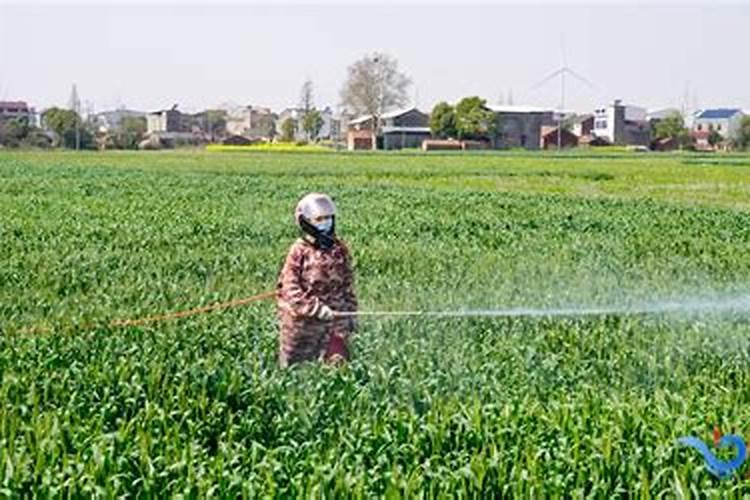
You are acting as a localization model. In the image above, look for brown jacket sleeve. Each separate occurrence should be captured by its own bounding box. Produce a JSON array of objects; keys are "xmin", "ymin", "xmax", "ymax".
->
[
  {"xmin": 338, "ymin": 241, "xmax": 358, "ymax": 334},
  {"xmin": 341, "ymin": 242, "xmax": 358, "ymax": 312},
  {"xmin": 277, "ymin": 242, "xmax": 322, "ymax": 318}
]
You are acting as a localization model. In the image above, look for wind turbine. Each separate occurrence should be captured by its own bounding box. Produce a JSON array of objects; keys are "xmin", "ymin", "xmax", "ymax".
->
[{"xmin": 531, "ymin": 38, "xmax": 596, "ymax": 150}]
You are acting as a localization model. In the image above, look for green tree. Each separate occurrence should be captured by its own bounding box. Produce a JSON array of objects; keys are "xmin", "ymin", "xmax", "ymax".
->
[
  {"xmin": 735, "ymin": 116, "xmax": 750, "ymax": 151},
  {"xmin": 0, "ymin": 117, "xmax": 51, "ymax": 149},
  {"xmin": 708, "ymin": 129, "xmax": 723, "ymax": 148},
  {"xmin": 653, "ymin": 112, "xmax": 690, "ymax": 149},
  {"xmin": 203, "ymin": 109, "xmax": 227, "ymax": 141},
  {"xmin": 454, "ymin": 97, "xmax": 495, "ymax": 140},
  {"xmin": 0, "ymin": 117, "xmax": 30, "ymax": 147},
  {"xmin": 280, "ymin": 118, "xmax": 296, "ymax": 142},
  {"xmin": 22, "ymin": 128, "xmax": 51, "ymax": 149},
  {"xmin": 653, "ymin": 113, "xmax": 685, "ymax": 139},
  {"xmin": 302, "ymin": 109, "xmax": 324, "ymax": 141},
  {"xmin": 257, "ymin": 114, "xmax": 276, "ymax": 140},
  {"xmin": 429, "ymin": 102, "xmax": 456, "ymax": 139},
  {"xmin": 114, "ymin": 116, "xmax": 147, "ymax": 149},
  {"xmin": 42, "ymin": 107, "xmax": 77, "ymax": 147},
  {"xmin": 193, "ymin": 109, "xmax": 227, "ymax": 142},
  {"xmin": 42, "ymin": 107, "xmax": 93, "ymax": 149}
]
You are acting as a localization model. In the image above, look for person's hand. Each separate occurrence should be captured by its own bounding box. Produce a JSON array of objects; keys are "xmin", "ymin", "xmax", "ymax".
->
[{"xmin": 316, "ymin": 304, "xmax": 335, "ymax": 321}]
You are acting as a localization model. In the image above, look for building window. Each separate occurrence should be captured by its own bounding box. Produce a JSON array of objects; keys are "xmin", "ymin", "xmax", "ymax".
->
[{"xmin": 717, "ymin": 124, "xmax": 722, "ymax": 131}]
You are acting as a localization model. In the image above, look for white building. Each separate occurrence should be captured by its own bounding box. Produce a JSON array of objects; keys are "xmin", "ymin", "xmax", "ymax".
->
[
  {"xmin": 94, "ymin": 109, "xmax": 146, "ymax": 133},
  {"xmin": 593, "ymin": 99, "xmax": 650, "ymax": 146},
  {"xmin": 146, "ymin": 107, "xmax": 182, "ymax": 134},
  {"xmin": 226, "ymin": 105, "xmax": 275, "ymax": 138},
  {"xmin": 692, "ymin": 109, "xmax": 744, "ymax": 140}
]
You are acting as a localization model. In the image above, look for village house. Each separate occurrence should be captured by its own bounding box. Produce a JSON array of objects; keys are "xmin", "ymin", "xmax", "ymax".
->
[
  {"xmin": 692, "ymin": 108, "xmax": 745, "ymax": 141},
  {"xmin": 592, "ymin": 99, "xmax": 650, "ymax": 146},
  {"xmin": 146, "ymin": 105, "xmax": 182, "ymax": 134},
  {"xmin": 226, "ymin": 105, "xmax": 276, "ymax": 139},
  {"xmin": 540, "ymin": 126, "xmax": 579, "ymax": 149},
  {"xmin": 143, "ymin": 105, "xmax": 203, "ymax": 148},
  {"xmin": 486, "ymin": 105, "xmax": 548, "ymax": 150},
  {"xmin": 347, "ymin": 107, "xmax": 430, "ymax": 150},
  {"xmin": 94, "ymin": 109, "xmax": 146, "ymax": 133},
  {"xmin": 691, "ymin": 131, "xmax": 713, "ymax": 151},
  {"xmin": 570, "ymin": 114, "xmax": 594, "ymax": 138},
  {"xmin": 0, "ymin": 101, "xmax": 37, "ymax": 125}
]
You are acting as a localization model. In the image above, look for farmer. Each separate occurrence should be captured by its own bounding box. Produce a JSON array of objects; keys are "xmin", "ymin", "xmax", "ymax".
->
[{"xmin": 276, "ymin": 192, "xmax": 358, "ymax": 368}]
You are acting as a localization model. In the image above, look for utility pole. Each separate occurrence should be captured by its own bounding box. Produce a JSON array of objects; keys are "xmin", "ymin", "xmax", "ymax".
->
[
  {"xmin": 558, "ymin": 70, "xmax": 565, "ymax": 151},
  {"xmin": 68, "ymin": 84, "xmax": 81, "ymax": 151}
]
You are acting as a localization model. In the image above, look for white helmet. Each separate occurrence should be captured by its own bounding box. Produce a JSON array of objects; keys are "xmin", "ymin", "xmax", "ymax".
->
[
  {"xmin": 295, "ymin": 193, "xmax": 337, "ymax": 247},
  {"xmin": 295, "ymin": 192, "xmax": 336, "ymax": 226}
]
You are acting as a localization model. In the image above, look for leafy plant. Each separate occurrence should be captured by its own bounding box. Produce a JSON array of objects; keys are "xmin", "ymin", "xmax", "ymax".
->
[{"xmin": 2, "ymin": 150, "xmax": 750, "ymax": 495}]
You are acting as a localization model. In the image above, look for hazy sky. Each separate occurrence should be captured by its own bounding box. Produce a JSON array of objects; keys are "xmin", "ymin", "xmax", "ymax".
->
[{"xmin": 1, "ymin": 1, "xmax": 748, "ymax": 114}]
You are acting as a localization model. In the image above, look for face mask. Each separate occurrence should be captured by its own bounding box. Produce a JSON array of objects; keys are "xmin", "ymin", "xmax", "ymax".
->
[{"xmin": 314, "ymin": 218, "xmax": 333, "ymax": 233}]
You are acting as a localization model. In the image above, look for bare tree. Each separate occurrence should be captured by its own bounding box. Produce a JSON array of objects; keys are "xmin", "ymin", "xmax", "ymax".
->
[
  {"xmin": 300, "ymin": 79, "xmax": 314, "ymax": 115},
  {"xmin": 340, "ymin": 52, "xmax": 412, "ymax": 148}
]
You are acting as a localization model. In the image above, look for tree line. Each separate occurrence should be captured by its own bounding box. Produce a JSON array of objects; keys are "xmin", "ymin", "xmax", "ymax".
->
[
  {"xmin": 3, "ymin": 51, "xmax": 750, "ymax": 150},
  {"xmin": 0, "ymin": 108, "xmax": 147, "ymax": 150}
]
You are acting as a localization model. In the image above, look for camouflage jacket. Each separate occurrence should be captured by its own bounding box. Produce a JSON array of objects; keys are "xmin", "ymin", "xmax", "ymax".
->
[{"xmin": 276, "ymin": 236, "xmax": 357, "ymax": 367}]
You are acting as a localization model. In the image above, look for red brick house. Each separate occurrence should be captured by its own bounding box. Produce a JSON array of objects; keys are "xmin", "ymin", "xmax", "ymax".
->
[{"xmin": 540, "ymin": 126, "xmax": 579, "ymax": 149}]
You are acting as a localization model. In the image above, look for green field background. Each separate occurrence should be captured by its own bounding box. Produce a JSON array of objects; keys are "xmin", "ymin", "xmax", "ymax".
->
[{"xmin": 2, "ymin": 151, "xmax": 750, "ymax": 496}]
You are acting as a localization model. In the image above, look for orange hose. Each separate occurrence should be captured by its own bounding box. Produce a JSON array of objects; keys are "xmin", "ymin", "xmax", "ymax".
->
[{"xmin": 18, "ymin": 290, "xmax": 277, "ymax": 335}]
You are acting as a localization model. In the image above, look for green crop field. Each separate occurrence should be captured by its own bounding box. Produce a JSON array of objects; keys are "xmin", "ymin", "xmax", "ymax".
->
[{"xmin": 3, "ymin": 150, "xmax": 750, "ymax": 496}]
